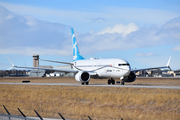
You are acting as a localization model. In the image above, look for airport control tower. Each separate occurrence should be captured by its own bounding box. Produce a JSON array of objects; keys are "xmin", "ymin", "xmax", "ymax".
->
[{"xmin": 33, "ymin": 54, "xmax": 39, "ymax": 67}]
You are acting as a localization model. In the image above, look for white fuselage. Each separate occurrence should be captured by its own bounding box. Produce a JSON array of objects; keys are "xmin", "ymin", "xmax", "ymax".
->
[{"xmin": 72, "ymin": 58, "xmax": 131, "ymax": 79}]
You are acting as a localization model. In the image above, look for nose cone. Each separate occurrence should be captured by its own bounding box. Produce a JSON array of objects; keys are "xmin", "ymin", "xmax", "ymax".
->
[
  {"xmin": 123, "ymin": 61, "xmax": 131, "ymax": 76},
  {"xmin": 117, "ymin": 59, "xmax": 131, "ymax": 76},
  {"xmin": 123, "ymin": 61, "xmax": 131, "ymax": 71},
  {"xmin": 124, "ymin": 66, "xmax": 131, "ymax": 76}
]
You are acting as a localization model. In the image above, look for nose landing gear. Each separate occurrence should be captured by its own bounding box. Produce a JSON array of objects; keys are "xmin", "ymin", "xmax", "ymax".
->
[
  {"xmin": 81, "ymin": 82, "xmax": 89, "ymax": 85},
  {"xmin": 116, "ymin": 81, "xmax": 125, "ymax": 85},
  {"xmin": 120, "ymin": 81, "xmax": 124, "ymax": 85}
]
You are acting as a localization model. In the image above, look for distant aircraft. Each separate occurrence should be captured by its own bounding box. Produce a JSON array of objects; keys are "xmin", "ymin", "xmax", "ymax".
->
[{"xmin": 8, "ymin": 28, "xmax": 171, "ymax": 85}]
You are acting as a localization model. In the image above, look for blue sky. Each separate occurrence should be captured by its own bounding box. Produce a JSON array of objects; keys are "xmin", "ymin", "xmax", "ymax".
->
[{"xmin": 0, "ymin": 0, "xmax": 180, "ymax": 70}]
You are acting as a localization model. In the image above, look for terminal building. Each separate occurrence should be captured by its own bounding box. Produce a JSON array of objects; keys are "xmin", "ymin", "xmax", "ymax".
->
[{"xmin": 135, "ymin": 69, "xmax": 175, "ymax": 77}]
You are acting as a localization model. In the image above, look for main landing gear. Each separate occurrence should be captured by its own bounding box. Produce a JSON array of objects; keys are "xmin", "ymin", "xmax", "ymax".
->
[
  {"xmin": 81, "ymin": 82, "xmax": 89, "ymax": 85},
  {"xmin": 108, "ymin": 78, "xmax": 115, "ymax": 85},
  {"xmin": 107, "ymin": 78, "xmax": 125, "ymax": 85}
]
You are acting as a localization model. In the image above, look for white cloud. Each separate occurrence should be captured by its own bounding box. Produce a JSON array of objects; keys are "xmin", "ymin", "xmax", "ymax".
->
[
  {"xmin": 172, "ymin": 44, "xmax": 180, "ymax": 51},
  {"xmin": 25, "ymin": 16, "xmax": 37, "ymax": 26},
  {"xmin": 98, "ymin": 23, "xmax": 139, "ymax": 36},
  {"xmin": 0, "ymin": 5, "xmax": 180, "ymax": 57},
  {"xmin": 0, "ymin": 1, "xmax": 179, "ymax": 33},
  {"xmin": 6, "ymin": 14, "xmax": 13, "ymax": 19},
  {"xmin": 0, "ymin": 5, "xmax": 71, "ymax": 56},
  {"xmin": 159, "ymin": 17, "xmax": 180, "ymax": 29},
  {"xmin": 104, "ymin": 6, "xmax": 180, "ymax": 25},
  {"xmin": 0, "ymin": 47, "xmax": 71, "ymax": 56},
  {"xmin": 86, "ymin": 17, "xmax": 106, "ymax": 23},
  {"xmin": 135, "ymin": 52, "xmax": 155, "ymax": 57},
  {"xmin": 78, "ymin": 17, "xmax": 180, "ymax": 54}
]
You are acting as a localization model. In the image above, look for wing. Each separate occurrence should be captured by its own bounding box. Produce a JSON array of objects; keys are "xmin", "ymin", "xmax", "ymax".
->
[
  {"xmin": 40, "ymin": 59, "xmax": 73, "ymax": 65},
  {"xmin": 132, "ymin": 56, "xmax": 171, "ymax": 72},
  {"xmin": 132, "ymin": 66, "xmax": 170, "ymax": 72},
  {"xmin": 13, "ymin": 65, "xmax": 78, "ymax": 73},
  {"xmin": 7, "ymin": 57, "xmax": 77, "ymax": 73}
]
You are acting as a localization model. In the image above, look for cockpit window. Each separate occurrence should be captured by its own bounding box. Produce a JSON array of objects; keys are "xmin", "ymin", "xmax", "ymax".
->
[{"xmin": 118, "ymin": 63, "xmax": 130, "ymax": 66}]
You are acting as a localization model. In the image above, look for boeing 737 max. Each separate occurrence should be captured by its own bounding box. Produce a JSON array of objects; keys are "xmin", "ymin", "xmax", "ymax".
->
[{"xmin": 9, "ymin": 28, "xmax": 171, "ymax": 85}]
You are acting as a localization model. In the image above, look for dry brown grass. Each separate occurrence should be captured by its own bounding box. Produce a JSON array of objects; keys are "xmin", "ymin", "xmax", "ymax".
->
[{"xmin": 0, "ymin": 82, "xmax": 180, "ymax": 120}]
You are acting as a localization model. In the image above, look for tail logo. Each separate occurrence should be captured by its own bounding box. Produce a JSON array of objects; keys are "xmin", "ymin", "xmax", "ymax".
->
[{"xmin": 71, "ymin": 28, "xmax": 84, "ymax": 61}]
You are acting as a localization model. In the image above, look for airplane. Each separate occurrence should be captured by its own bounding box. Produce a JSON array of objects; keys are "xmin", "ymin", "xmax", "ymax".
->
[{"xmin": 8, "ymin": 28, "xmax": 171, "ymax": 85}]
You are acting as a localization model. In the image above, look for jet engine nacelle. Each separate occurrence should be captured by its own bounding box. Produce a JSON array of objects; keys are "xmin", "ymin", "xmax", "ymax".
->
[
  {"xmin": 124, "ymin": 71, "xmax": 136, "ymax": 82},
  {"xmin": 75, "ymin": 71, "xmax": 90, "ymax": 82}
]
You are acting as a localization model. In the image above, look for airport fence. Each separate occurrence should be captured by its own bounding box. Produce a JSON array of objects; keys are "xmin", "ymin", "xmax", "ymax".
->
[{"xmin": 0, "ymin": 105, "xmax": 123, "ymax": 120}]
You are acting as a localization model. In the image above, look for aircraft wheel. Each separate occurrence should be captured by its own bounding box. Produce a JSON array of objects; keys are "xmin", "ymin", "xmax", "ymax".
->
[
  {"xmin": 86, "ymin": 82, "xmax": 89, "ymax": 85},
  {"xmin": 111, "ymin": 79, "xmax": 115, "ymax": 85},
  {"xmin": 120, "ymin": 82, "xmax": 124, "ymax": 85},
  {"xmin": 81, "ymin": 83, "xmax": 84, "ymax": 85},
  {"xmin": 108, "ymin": 79, "xmax": 111, "ymax": 85}
]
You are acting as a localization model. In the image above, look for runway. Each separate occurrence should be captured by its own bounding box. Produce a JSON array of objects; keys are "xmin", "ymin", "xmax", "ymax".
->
[{"xmin": 0, "ymin": 82, "xmax": 180, "ymax": 89}]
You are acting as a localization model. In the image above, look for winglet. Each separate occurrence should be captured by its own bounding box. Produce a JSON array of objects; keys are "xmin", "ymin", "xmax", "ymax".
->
[
  {"xmin": 166, "ymin": 56, "xmax": 171, "ymax": 66},
  {"xmin": 166, "ymin": 56, "xmax": 172, "ymax": 71},
  {"xmin": 7, "ymin": 57, "xmax": 14, "ymax": 67},
  {"xmin": 7, "ymin": 57, "xmax": 16, "ymax": 70}
]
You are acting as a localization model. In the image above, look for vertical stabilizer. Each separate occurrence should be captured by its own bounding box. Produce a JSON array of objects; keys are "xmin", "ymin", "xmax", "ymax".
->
[{"xmin": 71, "ymin": 28, "xmax": 85, "ymax": 61}]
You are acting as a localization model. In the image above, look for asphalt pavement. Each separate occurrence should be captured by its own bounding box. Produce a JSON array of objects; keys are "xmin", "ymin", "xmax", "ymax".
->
[{"xmin": 0, "ymin": 82, "xmax": 180, "ymax": 89}]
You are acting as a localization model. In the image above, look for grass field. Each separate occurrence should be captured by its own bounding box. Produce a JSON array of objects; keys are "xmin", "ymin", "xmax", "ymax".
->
[{"xmin": 0, "ymin": 77, "xmax": 180, "ymax": 119}]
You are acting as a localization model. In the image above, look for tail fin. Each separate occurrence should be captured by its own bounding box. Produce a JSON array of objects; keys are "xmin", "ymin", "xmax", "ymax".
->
[{"xmin": 71, "ymin": 28, "xmax": 85, "ymax": 61}]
